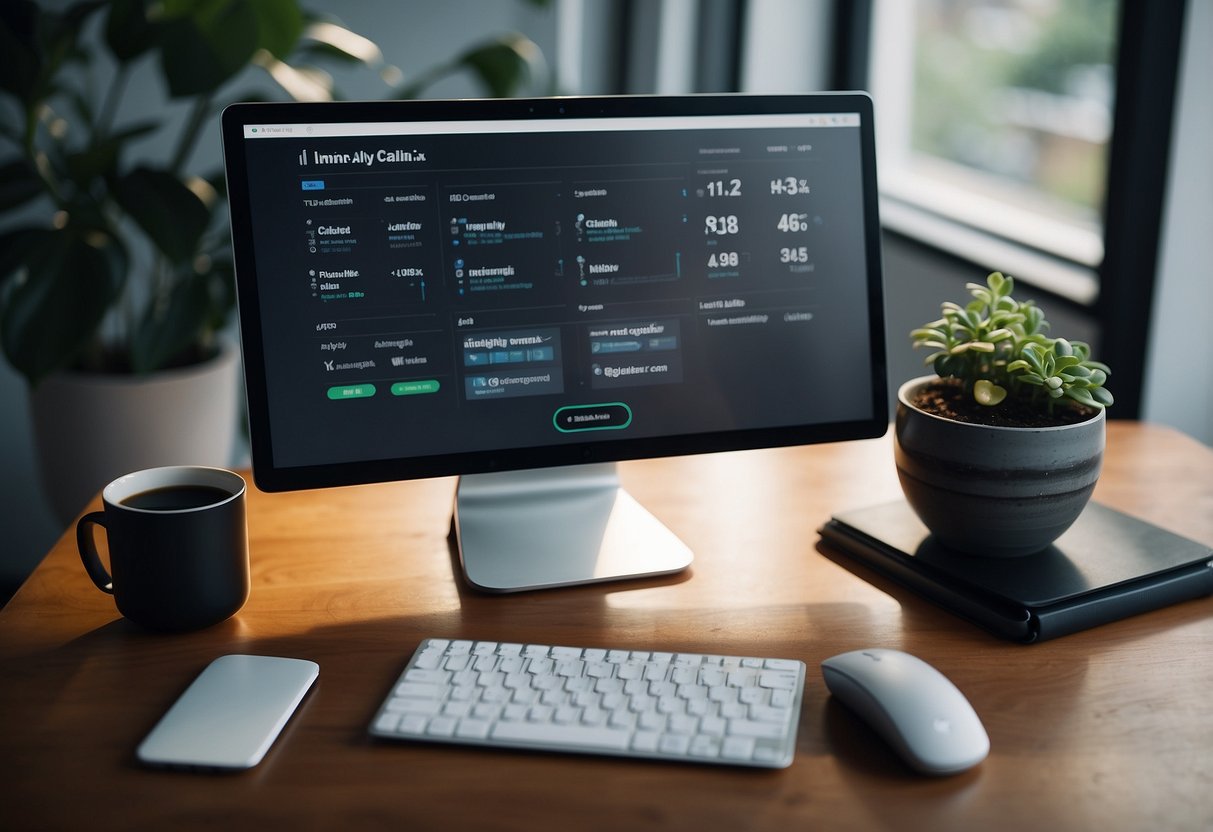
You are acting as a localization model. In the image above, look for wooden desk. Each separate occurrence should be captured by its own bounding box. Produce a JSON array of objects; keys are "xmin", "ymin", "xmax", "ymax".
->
[{"xmin": 2, "ymin": 422, "xmax": 1210, "ymax": 830}]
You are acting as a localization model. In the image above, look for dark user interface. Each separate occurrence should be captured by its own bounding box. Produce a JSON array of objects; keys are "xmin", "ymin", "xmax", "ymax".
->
[{"xmin": 240, "ymin": 116, "xmax": 875, "ymax": 468}]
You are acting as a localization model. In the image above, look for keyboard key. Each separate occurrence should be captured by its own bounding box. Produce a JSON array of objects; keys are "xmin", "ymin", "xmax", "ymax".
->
[
  {"xmin": 369, "ymin": 638, "xmax": 804, "ymax": 768},
  {"xmin": 426, "ymin": 716, "xmax": 458, "ymax": 737},
  {"xmin": 728, "ymin": 719, "xmax": 784, "ymax": 739},
  {"xmin": 759, "ymin": 671, "xmax": 799, "ymax": 690},
  {"xmin": 491, "ymin": 721, "xmax": 632, "ymax": 751},
  {"xmin": 721, "ymin": 736, "xmax": 756, "ymax": 760},
  {"xmin": 456, "ymin": 719, "xmax": 491, "ymax": 739}
]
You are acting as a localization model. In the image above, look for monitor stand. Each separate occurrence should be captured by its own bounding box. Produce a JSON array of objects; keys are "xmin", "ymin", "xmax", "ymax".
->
[{"xmin": 453, "ymin": 462, "xmax": 693, "ymax": 593}]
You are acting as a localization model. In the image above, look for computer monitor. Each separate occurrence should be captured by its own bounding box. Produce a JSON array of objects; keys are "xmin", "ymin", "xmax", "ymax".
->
[{"xmin": 221, "ymin": 93, "xmax": 887, "ymax": 592}]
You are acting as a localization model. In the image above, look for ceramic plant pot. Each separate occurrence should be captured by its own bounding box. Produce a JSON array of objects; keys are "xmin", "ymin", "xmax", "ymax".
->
[
  {"xmin": 894, "ymin": 376, "xmax": 1105, "ymax": 557},
  {"xmin": 30, "ymin": 341, "xmax": 242, "ymax": 524}
]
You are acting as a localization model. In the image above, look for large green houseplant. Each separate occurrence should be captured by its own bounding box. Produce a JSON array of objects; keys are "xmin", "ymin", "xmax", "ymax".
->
[
  {"xmin": 896, "ymin": 272, "xmax": 1114, "ymax": 557},
  {"xmin": 0, "ymin": 0, "xmax": 546, "ymax": 520},
  {"xmin": 0, "ymin": 0, "xmax": 546, "ymax": 382}
]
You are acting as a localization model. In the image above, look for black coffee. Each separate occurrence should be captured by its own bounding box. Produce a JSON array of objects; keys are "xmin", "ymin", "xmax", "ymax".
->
[{"xmin": 121, "ymin": 485, "xmax": 232, "ymax": 511}]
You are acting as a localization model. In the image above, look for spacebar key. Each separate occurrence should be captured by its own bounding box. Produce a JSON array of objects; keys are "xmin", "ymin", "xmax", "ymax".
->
[{"xmin": 490, "ymin": 721, "xmax": 632, "ymax": 751}]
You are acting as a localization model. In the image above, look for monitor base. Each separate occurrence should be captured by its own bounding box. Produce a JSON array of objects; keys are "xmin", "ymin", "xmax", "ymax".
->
[{"xmin": 453, "ymin": 463, "xmax": 693, "ymax": 593}]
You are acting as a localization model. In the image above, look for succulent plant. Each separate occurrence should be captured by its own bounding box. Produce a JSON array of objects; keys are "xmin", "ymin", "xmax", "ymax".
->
[{"xmin": 911, "ymin": 271, "xmax": 1114, "ymax": 413}]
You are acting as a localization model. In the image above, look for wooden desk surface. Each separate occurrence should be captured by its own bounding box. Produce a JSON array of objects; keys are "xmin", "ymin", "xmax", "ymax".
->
[{"xmin": 2, "ymin": 422, "xmax": 1211, "ymax": 831}]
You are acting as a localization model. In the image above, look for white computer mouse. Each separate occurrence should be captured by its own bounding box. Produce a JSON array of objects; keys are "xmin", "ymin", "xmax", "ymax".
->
[{"xmin": 821, "ymin": 648, "xmax": 989, "ymax": 776}]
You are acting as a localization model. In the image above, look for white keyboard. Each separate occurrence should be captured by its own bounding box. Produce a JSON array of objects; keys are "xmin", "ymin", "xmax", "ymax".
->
[{"xmin": 369, "ymin": 638, "xmax": 806, "ymax": 768}]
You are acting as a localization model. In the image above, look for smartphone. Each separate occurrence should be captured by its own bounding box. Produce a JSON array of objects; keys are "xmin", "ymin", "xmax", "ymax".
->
[{"xmin": 136, "ymin": 654, "xmax": 319, "ymax": 771}]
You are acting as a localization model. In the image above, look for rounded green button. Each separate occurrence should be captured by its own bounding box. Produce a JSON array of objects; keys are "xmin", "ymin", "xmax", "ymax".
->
[
  {"xmin": 327, "ymin": 383, "xmax": 376, "ymax": 400},
  {"xmin": 391, "ymin": 379, "xmax": 440, "ymax": 396}
]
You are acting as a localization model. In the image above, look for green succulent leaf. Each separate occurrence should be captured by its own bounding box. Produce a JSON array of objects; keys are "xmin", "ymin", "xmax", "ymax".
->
[
  {"xmin": 911, "ymin": 269, "xmax": 1113, "ymax": 415},
  {"xmin": 1065, "ymin": 387, "xmax": 1100, "ymax": 408},
  {"xmin": 973, "ymin": 379, "xmax": 1006, "ymax": 406}
]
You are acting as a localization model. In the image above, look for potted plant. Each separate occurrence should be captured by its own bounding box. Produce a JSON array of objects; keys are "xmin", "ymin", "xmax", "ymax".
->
[
  {"xmin": 0, "ymin": 0, "xmax": 547, "ymax": 522},
  {"xmin": 896, "ymin": 271, "xmax": 1114, "ymax": 557}
]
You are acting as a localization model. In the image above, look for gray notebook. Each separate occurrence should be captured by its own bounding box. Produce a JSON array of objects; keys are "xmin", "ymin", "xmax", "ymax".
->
[{"xmin": 819, "ymin": 500, "xmax": 1213, "ymax": 642}]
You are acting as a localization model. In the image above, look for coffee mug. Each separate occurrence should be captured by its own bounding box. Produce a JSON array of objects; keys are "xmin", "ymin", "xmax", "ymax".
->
[{"xmin": 76, "ymin": 466, "xmax": 250, "ymax": 631}]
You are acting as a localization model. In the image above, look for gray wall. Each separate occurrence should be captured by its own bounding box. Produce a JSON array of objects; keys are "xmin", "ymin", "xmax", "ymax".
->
[{"xmin": 1142, "ymin": 0, "xmax": 1213, "ymax": 444}]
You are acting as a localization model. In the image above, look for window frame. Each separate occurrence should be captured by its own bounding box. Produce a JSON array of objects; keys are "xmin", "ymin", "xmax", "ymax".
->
[{"xmin": 836, "ymin": 0, "xmax": 1188, "ymax": 417}]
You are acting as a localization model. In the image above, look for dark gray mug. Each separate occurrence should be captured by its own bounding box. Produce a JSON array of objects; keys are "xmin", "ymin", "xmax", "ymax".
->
[{"xmin": 76, "ymin": 466, "xmax": 250, "ymax": 631}]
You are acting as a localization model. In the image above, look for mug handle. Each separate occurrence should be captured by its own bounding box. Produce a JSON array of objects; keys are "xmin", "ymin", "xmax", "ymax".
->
[{"xmin": 76, "ymin": 511, "xmax": 114, "ymax": 594}]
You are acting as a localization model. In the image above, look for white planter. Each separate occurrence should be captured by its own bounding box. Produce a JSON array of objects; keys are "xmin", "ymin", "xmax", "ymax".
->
[{"xmin": 30, "ymin": 342, "xmax": 242, "ymax": 524}]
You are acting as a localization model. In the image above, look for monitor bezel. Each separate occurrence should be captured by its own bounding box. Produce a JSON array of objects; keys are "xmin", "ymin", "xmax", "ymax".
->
[{"xmin": 221, "ymin": 93, "xmax": 888, "ymax": 493}]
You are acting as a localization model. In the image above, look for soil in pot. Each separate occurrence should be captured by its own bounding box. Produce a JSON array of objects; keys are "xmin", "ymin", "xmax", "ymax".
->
[{"xmin": 908, "ymin": 378, "xmax": 1098, "ymax": 429}]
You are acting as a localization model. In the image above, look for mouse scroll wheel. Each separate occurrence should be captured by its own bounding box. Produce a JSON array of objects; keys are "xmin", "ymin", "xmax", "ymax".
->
[{"xmin": 861, "ymin": 652, "xmax": 881, "ymax": 661}]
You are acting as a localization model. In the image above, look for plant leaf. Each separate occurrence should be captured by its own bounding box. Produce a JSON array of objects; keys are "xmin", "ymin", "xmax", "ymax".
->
[
  {"xmin": 296, "ymin": 19, "xmax": 383, "ymax": 67},
  {"xmin": 158, "ymin": 1, "xmax": 260, "ymax": 97},
  {"xmin": 0, "ymin": 0, "xmax": 46, "ymax": 103},
  {"xmin": 250, "ymin": 0, "xmax": 303, "ymax": 59},
  {"xmin": 973, "ymin": 379, "xmax": 1006, "ymax": 406},
  {"xmin": 1065, "ymin": 387, "xmax": 1100, "ymax": 408},
  {"xmin": 63, "ymin": 124, "xmax": 157, "ymax": 182},
  {"xmin": 112, "ymin": 166, "xmax": 210, "ymax": 263},
  {"xmin": 105, "ymin": 0, "xmax": 164, "ymax": 61},
  {"xmin": 0, "ymin": 159, "xmax": 44, "ymax": 211},
  {"xmin": 454, "ymin": 34, "xmax": 543, "ymax": 98},
  {"xmin": 0, "ymin": 227, "xmax": 127, "ymax": 385},
  {"xmin": 130, "ymin": 268, "xmax": 211, "ymax": 373}
]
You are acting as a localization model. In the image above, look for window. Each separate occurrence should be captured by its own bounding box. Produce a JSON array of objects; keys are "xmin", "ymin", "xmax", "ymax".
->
[{"xmin": 870, "ymin": 0, "xmax": 1119, "ymax": 302}]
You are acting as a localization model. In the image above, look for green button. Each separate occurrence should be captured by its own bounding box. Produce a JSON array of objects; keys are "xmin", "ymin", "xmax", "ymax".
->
[
  {"xmin": 327, "ymin": 383, "xmax": 376, "ymax": 400},
  {"xmin": 391, "ymin": 379, "xmax": 441, "ymax": 396},
  {"xmin": 553, "ymin": 402, "xmax": 632, "ymax": 432}
]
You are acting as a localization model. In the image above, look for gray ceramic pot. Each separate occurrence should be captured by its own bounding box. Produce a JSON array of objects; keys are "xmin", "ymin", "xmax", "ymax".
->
[{"xmin": 894, "ymin": 376, "xmax": 1106, "ymax": 557}]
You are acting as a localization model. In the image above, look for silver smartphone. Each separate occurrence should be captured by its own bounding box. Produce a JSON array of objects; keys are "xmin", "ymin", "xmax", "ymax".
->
[{"xmin": 136, "ymin": 654, "xmax": 319, "ymax": 770}]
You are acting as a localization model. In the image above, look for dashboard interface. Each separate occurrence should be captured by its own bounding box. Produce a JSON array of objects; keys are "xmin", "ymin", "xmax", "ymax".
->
[{"xmin": 222, "ymin": 96, "xmax": 886, "ymax": 487}]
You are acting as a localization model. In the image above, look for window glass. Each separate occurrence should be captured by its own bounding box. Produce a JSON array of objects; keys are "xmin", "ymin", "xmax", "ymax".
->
[{"xmin": 872, "ymin": 0, "xmax": 1118, "ymax": 271}]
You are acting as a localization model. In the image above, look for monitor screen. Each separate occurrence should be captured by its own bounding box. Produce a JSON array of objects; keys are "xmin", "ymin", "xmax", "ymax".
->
[{"xmin": 221, "ymin": 94, "xmax": 887, "ymax": 495}]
